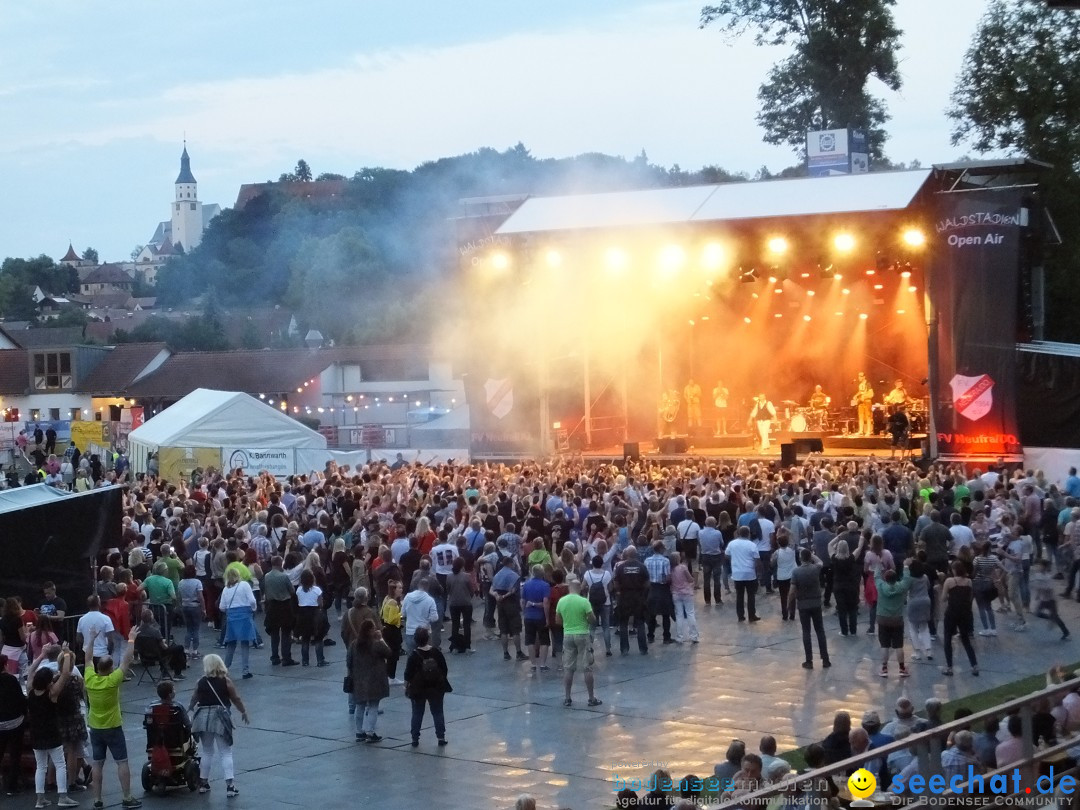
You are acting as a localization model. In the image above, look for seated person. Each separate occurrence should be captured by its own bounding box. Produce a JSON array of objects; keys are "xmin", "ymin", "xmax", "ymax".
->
[
  {"xmin": 137, "ymin": 609, "xmax": 186, "ymax": 680},
  {"xmin": 144, "ymin": 681, "xmax": 192, "ymax": 743}
]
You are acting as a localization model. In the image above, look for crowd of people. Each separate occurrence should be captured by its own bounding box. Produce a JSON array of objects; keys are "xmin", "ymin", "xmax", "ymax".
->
[{"xmin": 1, "ymin": 451, "xmax": 1079, "ymax": 807}]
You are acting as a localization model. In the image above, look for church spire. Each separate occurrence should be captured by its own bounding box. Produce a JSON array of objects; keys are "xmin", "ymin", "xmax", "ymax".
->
[{"xmin": 175, "ymin": 143, "xmax": 197, "ymax": 185}]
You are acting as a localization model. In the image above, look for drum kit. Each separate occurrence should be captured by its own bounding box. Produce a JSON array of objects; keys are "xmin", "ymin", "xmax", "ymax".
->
[{"xmin": 780, "ymin": 401, "xmax": 830, "ymax": 433}]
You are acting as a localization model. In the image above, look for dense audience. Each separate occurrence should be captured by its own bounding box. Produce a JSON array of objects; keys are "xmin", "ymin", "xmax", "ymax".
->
[{"xmin": 1, "ymin": 450, "xmax": 1079, "ymax": 807}]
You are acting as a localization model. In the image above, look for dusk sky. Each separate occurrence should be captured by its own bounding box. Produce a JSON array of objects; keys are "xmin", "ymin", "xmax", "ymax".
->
[{"xmin": 0, "ymin": 0, "xmax": 993, "ymax": 261}]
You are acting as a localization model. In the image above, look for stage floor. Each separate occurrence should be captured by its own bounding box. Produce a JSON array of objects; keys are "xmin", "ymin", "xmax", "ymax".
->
[{"xmin": 582, "ymin": 432, "xmax": 929, "ymax": 463}]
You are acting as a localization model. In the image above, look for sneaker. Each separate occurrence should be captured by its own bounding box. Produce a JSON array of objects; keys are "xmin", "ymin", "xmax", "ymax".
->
[
  {"xmin": 365, "ymin": 734, "xmax": 383, "ymax": 744},
  {"xmin": 822, "ymin": 659, "xmax": 831, "ymax": 668},
  {"xmin": 563, "ymin": 697, "xmax": 573, "ymax": 707},
  {"xmin": 539, "ymin": 665, "xmax": 550, "ymax": 672},
  {"xmin": 587, "ymin": 697, "xmax": 603, "ymax": 707},
  {"xmin": 437, "ymin": 738, "xmax": 448, "ymax": 746},
  {"xmin": 972, "ymin": 666, "xmax": 980, "ymax": 676},
  {"xmin": 242, "ymin": 672, "xmax": 254, "ymax": 679},
  {"xmin": 411, "ymin": 740, "xmax": 419, "ymax": 747},
  {"xmin": 226, "ymin": 784, "xmax": 239, "ymax": 798},
  {"xmin": 34, "ymin": 802, "xmax": 51, "ymax": 809},
  {"xmin": 879, "ymin": 664, "xmax": 888, "ymax": 678},
  {"xmin": 899, "ymin": 664, "xmax": 910, "ymax": 678},
  {"xmin": 986, "ymin": 629, "xmax": 998, "ymax": 637},
  {"xmin": 281, "ymin": 659, "xmax": 299, "ymax": 667},
  {"xmin": 1064, "ymin": 633, "xmax": 1071, "ymax": 641},
  {"xmin": 121, "ymin": 798, "xmax": 143, "ymax": 809},
  {"xmin": 941, "ymin": 667, "xmax": 953, "ymax": 676},
  {"xmin": 910, "ymin": 653, "xmax": 921, "ymax": 661},
  {"xmin": 977, "ymin": 628, "xmax": 991, "ymax": 637},
  {"xmin": 57, "ymin": 798, "xmax": 79, "ymax": 808},
  {"xmin": 503, "ymin": 651, "xmax": 511, "ymax": 661},
  {"xmin": 801, "ymin": 661, "xmax": 813, "ymax": 670},
  {"xmin": 93, "ymin": 803, "xmax": 104, "ymax": 810},
  {"xmin": 515, "ymin": 651, "xmax": 528, "ymax": 661},
  {"xmin": 356, "ymin": 733, "xmax": 368, "ymax": 742}
]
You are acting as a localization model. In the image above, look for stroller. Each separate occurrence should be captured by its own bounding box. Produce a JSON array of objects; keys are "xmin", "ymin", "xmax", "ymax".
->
[{"xmin": 141, "ymin": 703, "xmax": 200, "ymax": 795}]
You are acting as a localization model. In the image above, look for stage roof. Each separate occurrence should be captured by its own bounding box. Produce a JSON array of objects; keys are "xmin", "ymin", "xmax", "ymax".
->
[{"xmin": 495, "ymin": 169, "xmax": 933, "ymax": 236}]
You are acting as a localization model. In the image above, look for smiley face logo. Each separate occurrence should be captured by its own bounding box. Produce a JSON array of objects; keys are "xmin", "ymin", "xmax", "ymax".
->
[{"xmin": 848, "ymin": 768, "xmax": 877, "ymax": 799}]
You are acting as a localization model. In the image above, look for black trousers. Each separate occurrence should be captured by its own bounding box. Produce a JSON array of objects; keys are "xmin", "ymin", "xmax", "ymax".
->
[
  {"xmin": 778, "ymin": 579, "xmax": 792, "ymax": 620},
  {"xmin": 449, "ymin": 604, "xmax": 473, "ymax": 651},
  {"xmin": 943, "ymin": 613, "xmax": 977, "ymax": 669},
  {"xmin": 835, "ymin": 588, "xmax": 859, "ymax": 635},
  {"xmin": 382, "ymin": 624, "xmax": 402, "ymax": 679},
  {"xmin": 0, "ymin": 725, "xmax": 21, "ymax": 793},
  {"xmin": 799, "ymin": 607, "xmax": 829, "ymax": 663},
  {"xmin": 1035, "ymin": 600, "xmax": 1069, "ymax": 635},
  {"xmin": 819, "ymin": 565, "xmax": 833, "ymax": 607},
  {"xmin": 646, "ymin": 584, "xmax": 674, "ymax": 641},
  {"xmin": 734, "ymin": 580, "xmax": 758, "ymax": 620},
  {"xmin": 617, "ymin": 603, "xmax": 648, "ymax": 653}
]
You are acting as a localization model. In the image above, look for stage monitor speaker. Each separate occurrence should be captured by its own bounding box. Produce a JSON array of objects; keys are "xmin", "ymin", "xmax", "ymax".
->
[
  {"xmin": 657, "ymin": 437, "xmax": 688, "ymax": 454},
  {"xmin": 623, "ymin": 442, "xmax": 640, "ymax": 461},
  {"xmin": 793, "ymin": 438, "xmax": 824, "ymax": 456},
  {"xmin": 780, "ymin": 443, "xmax": 797, "ymax": 467}
]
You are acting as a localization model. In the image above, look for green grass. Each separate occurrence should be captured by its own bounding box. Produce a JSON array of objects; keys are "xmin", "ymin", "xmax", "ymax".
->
[{"xmin": 778, "ymin": 660, "xmax": 1080, "ymax": 772}]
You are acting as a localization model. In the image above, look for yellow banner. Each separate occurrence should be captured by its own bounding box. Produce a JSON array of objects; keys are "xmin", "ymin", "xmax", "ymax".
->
[
  {"xmin": 70, "ymin": 421, "xmax": 106, "ymax": 451},
  {"xmin": 157, "ymin": 447, "xmax": 221, "ymax": 484}
]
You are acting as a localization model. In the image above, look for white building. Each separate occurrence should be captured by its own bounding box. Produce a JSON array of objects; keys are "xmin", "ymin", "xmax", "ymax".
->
[{"xmin": 146, "ymin": 144, "xmax": 221, "ymax": 254}]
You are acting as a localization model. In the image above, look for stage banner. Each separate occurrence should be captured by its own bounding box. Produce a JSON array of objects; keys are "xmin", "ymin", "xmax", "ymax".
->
[
  {"xmin": 930, "ymin": 189, "xmax": 1024, "ymax": 457},
  {"xmin": 70, "ymin": 420, "xmax": 107, "ymax": 452},
  {"xmin": 222, "ymin": 448, "xmax": 295, "ymax": 477},
  {"xmin": 464, "ymin": 370, "xmax": 541, "ymax": 456}
]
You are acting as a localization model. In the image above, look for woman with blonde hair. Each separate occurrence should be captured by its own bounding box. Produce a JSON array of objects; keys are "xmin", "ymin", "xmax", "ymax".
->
[
  {"xmin": 189, "ymin": 654, "xmax": 249, "ymax": 797},
  {"xmin": 218, "ymin": 569, "xmax": 257, "ymax": 679}
]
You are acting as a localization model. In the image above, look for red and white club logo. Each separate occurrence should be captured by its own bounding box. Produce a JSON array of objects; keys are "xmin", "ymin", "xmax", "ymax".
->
[{"xmin": 950, "ymin": 373, "xmax": 995, "ymax": 421}]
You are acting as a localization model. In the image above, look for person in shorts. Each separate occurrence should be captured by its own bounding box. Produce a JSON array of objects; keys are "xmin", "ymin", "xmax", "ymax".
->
[
  {"xmin": 554, "ymin": 580, "xmax": 601, "ymax": 708},
  {"xmin": 874, "ymin": 564, "xmax": 912, "ymax": 679},
  {"xmin": 520, "ymin": 565, "xmax": 551, "ymax": 672},
  {"xmin": 83, "ymin": 625, "xmax": 141, "ymax": 809},
  {"xmin": 491, "ymin": 559, "xmax": 526, "ymax": 661}
]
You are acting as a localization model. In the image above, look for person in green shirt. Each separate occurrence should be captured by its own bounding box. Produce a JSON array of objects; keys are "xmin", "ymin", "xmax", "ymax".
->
[
  {"xmin": 159, "ymin": 545, "xmax": 184, "ymax": 586},
  {"xmin": 526, "ymin": 538, "xmax": 552, "ymax": 570},
  {"xmin": 554, "ymin": 582, "xmax": 601, "ymax": 708},
  {"xmin": 144, "ymin": 562, "xmax": 177, "ymax": 642},
  {"xmin": 83, "ymin": 624, "xmax": 141, "ymax": 809},
  {"xmin": 875, "ymin": 561, "xmax": 913, "ymax": 679}
]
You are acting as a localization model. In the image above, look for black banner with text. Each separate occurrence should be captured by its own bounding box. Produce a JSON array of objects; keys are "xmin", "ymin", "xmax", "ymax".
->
[{"xmin": 930, "ymin": 189, "xmax": 1024, "ymax": 457}]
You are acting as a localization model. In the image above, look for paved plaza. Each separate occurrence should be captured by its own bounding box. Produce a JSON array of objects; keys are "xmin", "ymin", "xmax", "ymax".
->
[{"xmin": 11, "ymin": 596, "xmax": 1078, "ymax": 810}]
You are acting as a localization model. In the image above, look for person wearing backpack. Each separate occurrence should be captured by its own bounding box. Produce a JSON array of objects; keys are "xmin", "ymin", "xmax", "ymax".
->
[
  {"xmin": 403, "ymin": 627, "xmax": 450, "ymax": 748},
  {"xmin": 583, "ymin": 555, "xmax": 613, "ymax": 656}
]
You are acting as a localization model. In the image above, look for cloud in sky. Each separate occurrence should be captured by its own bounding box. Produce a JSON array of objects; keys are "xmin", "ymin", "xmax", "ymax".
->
[{"xmin": 0, "ymin": 0, "xmax": 992, "ymax": 260}]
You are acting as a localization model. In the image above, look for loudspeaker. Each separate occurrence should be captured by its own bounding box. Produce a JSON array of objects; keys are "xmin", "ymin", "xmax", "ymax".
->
[
  {"xmin": 657, "ymin": 437, "xmax": 688, "ymax": 454},
  {"xmin": 623, "ymin": 442, "xmax": 640, "ymax": 461},
  {"xmin": 793, "ymin": 438, "xmax": 824, "ymax": 455},
  {"xmin": 780, "ymin": 443, "xmax": 797, "ymax": 467}
]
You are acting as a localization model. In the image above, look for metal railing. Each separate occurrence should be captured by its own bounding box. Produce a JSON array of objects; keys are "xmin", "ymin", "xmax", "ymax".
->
[{"xmin": 713, "ymin": 677, "xmax": 1080, "ymax": 808}]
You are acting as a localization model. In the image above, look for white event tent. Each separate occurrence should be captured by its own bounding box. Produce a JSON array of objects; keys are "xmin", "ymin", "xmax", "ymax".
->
[{"xmin": 128, "ymin": 388, "xmax": 326, "ymax": 475}]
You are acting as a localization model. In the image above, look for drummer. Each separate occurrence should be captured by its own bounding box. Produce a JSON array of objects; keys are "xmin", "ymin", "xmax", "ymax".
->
[
  {"xmin": 809, "ymin": 385, "xmax": 829, "ymax": 411},
  {"xmin": 884, "ymin": 379, "xmax": 909, "ymax": 411}
]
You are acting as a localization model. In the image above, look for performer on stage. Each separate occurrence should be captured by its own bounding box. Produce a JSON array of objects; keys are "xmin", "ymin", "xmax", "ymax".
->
[
  {"xmin": 748, "ymin": 393, "xmax": 777, "ymax": 451},
  {"xmin": 809, "ymin": 385, "xmax": 829, "ymax": 411},
  {"xmin": 852, "ymin": 372, "xmax": 875, "ymax": 436},
  {"xmin": 712, "ymin": 380, "xmax": 730, "ymax": 436},
  {"xmin": 887, "ymin": 403, "xmax": 910, "ymax": 460},
  {"xmin": 884, "ymin": 379, "xmax": 909, "ymax": 411},
  {"xmin": 684, "ymin": 378, "xmax": 702, "ymax": 432}
]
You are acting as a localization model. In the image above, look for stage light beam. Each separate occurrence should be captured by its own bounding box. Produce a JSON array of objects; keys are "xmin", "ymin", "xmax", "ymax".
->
[
  {"xmin": 701, "ymin": 242, "xmax": 725, "ymax": 270},
  {"xmin": 491, "ymin": 251, "xmax": 510, "ymax": 270},
  {"xmin": 902, "ymin": 228, "xmax": 927, "ymax": 248},
  {"xmin": 605, "ymin": 247, "xmax": 628, "ymax": 272},
  {"xmin": 767, "ymin": 236, "xmax": 789, "ymax": 256},
  {"xmin": 659, "ymin": 244, "xmax": 686, "ymax": 274},
  {"xmin": 545, "ymin": 249, "xmax": 562, "ymax": 268},
  {"xmin": 833, "ymin": 232, "xmax": 856, "ymax": 253}
]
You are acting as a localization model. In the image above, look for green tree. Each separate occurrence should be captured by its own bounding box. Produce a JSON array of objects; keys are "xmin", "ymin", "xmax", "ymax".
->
[
  {"xmin": 700, "ymin": 0, "xmax": 903, "ymax": 159},
  {"xmin": 294, "ymin": 159, "xmax": 312, "ymax": 182},
  {"xmin": 948, "ymin": 0, "xmax": 1080, "ymax": 342},
  {"xmin": 81, "ymin": 247, "xmax": 99, "ymax": 263},
  {"xmin": 49, "ymin": 308, "xmax": 89, "ymax": 328}
]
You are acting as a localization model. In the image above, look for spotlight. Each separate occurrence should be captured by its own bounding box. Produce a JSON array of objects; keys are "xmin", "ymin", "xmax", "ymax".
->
[
  {"xmin": 605, "ymin": 247, "xmax": 628, "ymax": 271},
  {"xmin": 803, "ymin": 315, "xmax": 812, "ymax": 321},
  {"xmin": 767, "ymin": 236, "xmax": 789, "ymax": 256},
  {"xmin": 774, "ymin": 287, "xmax": 783, "ymax": 294},
  {"xmin": 873, "ymin": 284, "xmax": 883, "ymax": 290},
  {"xmin": 659, "ymin": 244, "xmax": 686, "ymax": 273},
  {"xmin": 774, "ymin": 312, "xmax": 783, "ymax": 318},
  {"xmin": 743, "ymin": 317, "xmax": 752, "ymax": 324},
  {"xmin": 842, "ymin": 288, "xmax": 850, "ymax": 295},
  {"xmin": 902, "ymin": 228, "xmax": 926, "ymax": 248},
  {"xmin": 896, "ymin": 309, "xmax": 906, "ymax": 314},
  {"xmin": 908, "ymin": 285, "xmax": 918, "ymax": 293},
  {"xmin": 491, "ymin": 251, "xmax": 511, "ymax": 270},
  {"xmin": 859, "ymin": 313, "xmax": 869, "ymax": 320},
  {"xmin": 545, "ymin": 249, "xmax": 562, "ymax": 268},
  {"xmin": 701, "ymin": 242, "xmax": 725, "ymax": 270},
  {"xmin": 833, "ymin": 232, "xmax": 856, "ymax": 253},
  {"xmin": 806, "ymin": 290, "xmax": 816, "ymax": 297}
]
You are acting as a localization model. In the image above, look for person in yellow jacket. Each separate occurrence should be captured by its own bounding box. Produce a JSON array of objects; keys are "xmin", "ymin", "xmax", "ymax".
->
[{"xmin": 379, "ymin": 581, "xmax": 404, "ymax": 685}]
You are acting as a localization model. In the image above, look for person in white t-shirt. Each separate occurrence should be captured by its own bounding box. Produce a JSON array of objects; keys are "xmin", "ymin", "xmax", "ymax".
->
[
  {"xmin": 726, "ymin": 526, "xmax": 762, "ymax": 622},
  {"xmin": 76, "ymin": 596, "xmax": 115, "ymax": 662},
  {"xmin": 582, "ymin": 557, "xmax": 613, "ymax": 656}
]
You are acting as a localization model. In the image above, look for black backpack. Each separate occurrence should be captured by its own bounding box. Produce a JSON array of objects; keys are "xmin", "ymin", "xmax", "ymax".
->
[
  {"xmin": 420, "ymin": 655, "xmax": 441, "ymax": 688},
  {"xmin": 586, "ymin": 572, "xmax": 606, "ymax": 610}
]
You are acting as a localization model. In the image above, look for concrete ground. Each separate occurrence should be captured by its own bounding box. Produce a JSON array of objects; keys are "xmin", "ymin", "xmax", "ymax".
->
[{"xmin": 5, "ymin": 593, "xmax": 1074, "ymax": 810}]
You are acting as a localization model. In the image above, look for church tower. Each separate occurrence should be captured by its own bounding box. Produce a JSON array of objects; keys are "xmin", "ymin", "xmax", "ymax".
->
[{"xmin": 171, "ymin": 144, "xmax": 204, "ymax": 251}]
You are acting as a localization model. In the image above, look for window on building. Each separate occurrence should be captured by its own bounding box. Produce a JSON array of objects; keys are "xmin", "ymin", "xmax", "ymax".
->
[
  {"xmin": 30, "ymin": 409, "xmax": 40, "ymax": 421},
  {"xmin": 70, "ymin": 408, "xmax": 82, "ymax": 421},
  {"xmin": 49, "ymin": 408, "xmax": 60, "ymax": 421},
  {"xmin": 190, "ymin": 202, "xmax": 196, "ymax": 210},
  {"xmin": 33, "ymin": 351, "xmax": 72, "ymax": 391},
  {"xmin": 94, "ymin": 410, "xmax": 103, "ymax": 422}
]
